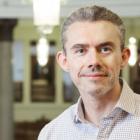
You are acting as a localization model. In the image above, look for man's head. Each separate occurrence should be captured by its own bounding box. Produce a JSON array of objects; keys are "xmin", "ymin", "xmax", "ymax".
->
[
  {"xmin": 61, "ymin": 5, "xmax": 125, "ymax": 52},
  {"xmin": 57, "ymin": 5, "xmax": 130, "ymax": 98}
]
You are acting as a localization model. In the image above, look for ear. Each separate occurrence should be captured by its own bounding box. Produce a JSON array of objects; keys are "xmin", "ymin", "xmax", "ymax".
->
[
  {"xmin": 121, "ymin": 48, "xmax": 130, "ymax": 69},
  {"xmin": 56, "ymin": 51, "xmax": 69, "ymax": 72}
]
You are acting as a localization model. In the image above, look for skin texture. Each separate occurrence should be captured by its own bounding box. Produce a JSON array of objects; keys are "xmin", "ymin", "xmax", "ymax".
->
[{"xmin": 57, "ymin": 21, "xmax": 130, "ymax": 126}]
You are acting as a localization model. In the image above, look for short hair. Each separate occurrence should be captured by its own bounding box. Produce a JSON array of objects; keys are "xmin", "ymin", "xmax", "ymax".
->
[{"xmin": 61, "ymin": 5, "xmax": 125, "ymax": 52}]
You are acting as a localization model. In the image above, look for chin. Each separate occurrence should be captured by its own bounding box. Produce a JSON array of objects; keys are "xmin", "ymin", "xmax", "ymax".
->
[{"xmin": 87, "ymin": 86, "xmax": 110, "ymax": 97}]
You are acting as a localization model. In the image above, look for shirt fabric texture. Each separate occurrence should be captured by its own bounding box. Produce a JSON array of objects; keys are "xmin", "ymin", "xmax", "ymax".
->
[{"xmin": 38, "ymin": 80, "xmax": 140, "ymax": 140}]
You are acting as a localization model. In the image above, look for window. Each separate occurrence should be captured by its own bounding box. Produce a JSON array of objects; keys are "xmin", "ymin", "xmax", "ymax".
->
[
  {"xmin": 30, "ymin": 40, "xmax": 56, "ymax": 102},
  {"xmin": 12, "ymin": 41, "xmax": 24, "ymax": 102}
]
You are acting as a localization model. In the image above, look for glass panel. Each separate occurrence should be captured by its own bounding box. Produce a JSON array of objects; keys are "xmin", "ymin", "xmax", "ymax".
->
[
  {"xmin": 12, "ymin": 41, "xmax": 24, "ymax": 102},
  {"xmin": 132, "ymin": 42, "xmax": 140, "ymax": 94},
  {"xmin": 63, "ymin": 72, "xmax": 79, "ymax": 102},
  {"xmin": 30, "ymin": 40, "xmax": 55, "ymax": 102}
]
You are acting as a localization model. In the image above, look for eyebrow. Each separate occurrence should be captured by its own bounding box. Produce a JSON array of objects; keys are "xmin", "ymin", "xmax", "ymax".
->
[
  {"xmin": 70, "ymin": 41, "xmax": 115, "ymax": 50},
  {"xmin": 70, "ymin": 43, "xmax": 89, "ymax": 51},
  {"xmin": 96, "ymin": 41, "xmax": 115, "ymax": 48}
]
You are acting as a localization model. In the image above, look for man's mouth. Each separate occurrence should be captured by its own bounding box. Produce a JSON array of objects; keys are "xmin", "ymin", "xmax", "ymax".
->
[{"xmin": 79, "ymin": 73, "xmax": 108, "ymax": 78}]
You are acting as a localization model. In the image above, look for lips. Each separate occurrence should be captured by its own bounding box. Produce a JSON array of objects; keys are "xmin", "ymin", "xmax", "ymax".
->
[{"xmin": 79, "ymin": 73, "xmax": 108, "ymax": 78}]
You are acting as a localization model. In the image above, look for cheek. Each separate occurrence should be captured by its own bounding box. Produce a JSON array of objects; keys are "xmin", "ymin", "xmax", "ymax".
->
[
  {"xmin": 107, "ymin": 62, "xmax": 121, "ymax": 77},
  {"xmin": 107, "ymin": 54, "xmax": 122, "ymax": 71},
  {"xmin": 67, "ymin": 55, "xmax": 83, "ymax": 73},
  {"xmin": 69, "ymin": 70, "xmax": 79, "ymax": 86},
  {"xmin": 108, "ymin": 67, "xmax": 120, "ymax": 75},
  {"xmin": 68, "ymin": 61, "xmax": 83, "ymax": 84},
  {"xmin": 104, "ymin": 56, "xmax": 121, "ymax": 74},
  {"xmin": 69, "ymin": 65, "xmax": 80, "ymax": 79}
]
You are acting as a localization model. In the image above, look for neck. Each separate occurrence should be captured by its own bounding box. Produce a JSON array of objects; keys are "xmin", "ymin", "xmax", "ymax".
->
[{"xmin": 81, "ymin": 81, "xmax": 122, "ymax": 127}]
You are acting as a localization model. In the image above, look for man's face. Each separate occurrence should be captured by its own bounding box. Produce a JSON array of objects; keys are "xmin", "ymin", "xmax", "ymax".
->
[{"xmin": 58, "ymin": 21, "xmax": 129, "ymax": 98}]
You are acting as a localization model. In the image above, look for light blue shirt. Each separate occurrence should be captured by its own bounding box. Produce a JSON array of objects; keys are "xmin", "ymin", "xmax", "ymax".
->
[{"xmin": 38, "ymin": 80, "xmax": 140, "ymax": 140}]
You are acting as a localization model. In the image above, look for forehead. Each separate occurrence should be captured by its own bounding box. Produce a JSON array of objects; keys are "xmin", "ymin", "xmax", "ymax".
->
[{"xmin": 65, "ymin": 21, "xmax": 121, "ymax": 47}]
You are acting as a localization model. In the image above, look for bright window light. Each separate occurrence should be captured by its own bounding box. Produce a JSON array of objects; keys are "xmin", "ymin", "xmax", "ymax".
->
[
  {"xmin": 33, "ymin": 0, "xmax": 60, "ymax": 26},
  {"xmin": 128, "ymin": 37, "xmax": 138, "ymax": 66},
  {"xmin": 36, "ymin": 37, "xmax": 49, "ymax": 66}
]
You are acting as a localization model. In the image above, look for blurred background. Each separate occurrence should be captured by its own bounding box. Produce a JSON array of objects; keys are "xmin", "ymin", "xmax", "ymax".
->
[{"xmin": 0, "ymin": 0, "xmax": 140, "ymax": 140}]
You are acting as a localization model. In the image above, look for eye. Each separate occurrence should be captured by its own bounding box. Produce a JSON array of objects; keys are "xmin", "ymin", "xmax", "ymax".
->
[
  {"xmin": 77, "ymin": 48, "xmax": 84, "ymax": 53},
  {"xmin": 75, "ymin": 48, "xmax": 87, "ymax": 56},
  {"xmin": 100, "ymin": 46, "xmax": 112, "ymax": 54}
]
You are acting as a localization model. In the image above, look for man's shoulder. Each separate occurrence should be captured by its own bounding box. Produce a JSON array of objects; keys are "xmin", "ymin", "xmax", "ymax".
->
[
  {"xmin": 38, "ymin": 104, "xmax": 77, "ymax": 140},
  {"xmin": 133, "ymin": 92, "xmax": 140, "ymax": 102},
  {"xmin": 130, "ymin": 92, "xmax": 140, "ymax": 117},
  {"xmin": 50, "ymin": 103, "xmax": 76, "ymax": 124},
  {"xmin": 134, "ymin": 93, "xmax": 140, "ymax": 109}
]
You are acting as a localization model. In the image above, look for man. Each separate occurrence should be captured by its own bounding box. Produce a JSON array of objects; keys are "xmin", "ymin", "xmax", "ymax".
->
[{"xmin": 38, "ymin": 5, "xmax": 140, "ymax": 140}]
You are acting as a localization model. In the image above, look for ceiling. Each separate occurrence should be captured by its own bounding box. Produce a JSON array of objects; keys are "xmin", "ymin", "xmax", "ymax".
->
[{"xmin": 0, "ymin": 0, "xmax": 140, "ymax": 18}]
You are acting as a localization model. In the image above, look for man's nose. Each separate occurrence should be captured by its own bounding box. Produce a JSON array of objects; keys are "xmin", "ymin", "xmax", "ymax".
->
[{"xmin": 86, "ymin": 49, "xmax": 102, "ymax": 68}]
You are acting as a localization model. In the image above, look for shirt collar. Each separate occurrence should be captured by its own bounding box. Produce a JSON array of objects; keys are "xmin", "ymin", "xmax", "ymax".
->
[
  {"xmin": 115, "ymin": 79, "xmax": 136, "ymax": 115},
  {"xmin": 74, "ymin": 79, "xmax": 137, "ymax": 123},
  {"xmin": 74, "ymin": 97, "xmax": 85, "ymax": 123}
]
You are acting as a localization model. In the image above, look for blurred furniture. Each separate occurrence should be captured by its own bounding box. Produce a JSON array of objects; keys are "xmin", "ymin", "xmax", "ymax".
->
[{"xmin": 14, "ymin": 118, "xmax": 50, "ymax": 140}]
